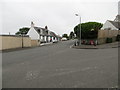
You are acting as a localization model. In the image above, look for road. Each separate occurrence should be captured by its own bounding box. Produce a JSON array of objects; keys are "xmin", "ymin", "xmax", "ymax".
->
[{"xmin": 2, "ymin": 40, "xmax": 118, "ymax": 88}]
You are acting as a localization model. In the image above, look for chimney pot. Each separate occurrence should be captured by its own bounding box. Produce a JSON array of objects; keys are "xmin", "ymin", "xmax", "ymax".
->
[{"xmin": 31, "ymin": 21, "xmax": 34, "ymax": 27}]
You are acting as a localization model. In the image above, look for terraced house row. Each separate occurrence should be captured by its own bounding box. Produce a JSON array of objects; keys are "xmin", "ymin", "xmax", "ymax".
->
[{"xmin": 28, "ymin": 22, "xmax": 61, "ymax": 45}]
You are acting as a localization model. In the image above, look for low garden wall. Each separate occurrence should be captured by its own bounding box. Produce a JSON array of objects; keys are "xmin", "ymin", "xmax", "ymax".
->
[
  {"xmin": 98, "ymin": 30, "xmax": 120, "ymax": 38},
  {"xmin": 31, "ymin": 40, "xmax": 40, "ymax": 47},
  {"xmin": 97, "ymin": 36, "xmax": 117, "ymax": 45},
  {"xmin": 0, "ymin": 35, "xmax": 31, "ymax": 50},
  {"xmin": 97, "ymin": 30, "xmax": 120, "ymax": 44}
]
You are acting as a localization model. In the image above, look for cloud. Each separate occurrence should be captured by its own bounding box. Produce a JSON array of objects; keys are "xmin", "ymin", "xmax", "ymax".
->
[{"xmin": 1, "ymin": 0, "xmax": 119, "ymax": 35}]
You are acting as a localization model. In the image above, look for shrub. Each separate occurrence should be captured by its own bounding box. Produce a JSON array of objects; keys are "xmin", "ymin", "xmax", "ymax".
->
[
  {"xmin": 116, "ymin": 35, "xmax": 120, "ymax": 41},
  {"xmin": 106, "ymin": 38, "xmax": 112, "ymax": 43}
]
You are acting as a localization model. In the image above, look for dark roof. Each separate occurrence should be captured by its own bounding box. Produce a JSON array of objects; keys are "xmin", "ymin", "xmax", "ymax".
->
[
  {"xmin": 114, "ymin": 15, "xmax": 120, "ymax": 22},
  {"xmin": 33, "ymin": 27, "xmax": 58, "ymax": 37},
  {"xmin": 34, "ymin": 27, "xmax": 47, "ymax": 31},
  {"xmin": 34, "ymin": 27, "xmax": 48, "ymax": 35},
  {"xmin": 116, "ymin": 15, "xmax": 120, "ymax": 17},
  {"xmin": 50, "ymin": 31, "xmax": 57, "ymax": 37},
  {"xmin": 34, "ymin": 27, "xmax": 41, "ymax": 33},
  {"xmin": 108, "ymin": 20, "xmax": 120, "ymax": 29}
]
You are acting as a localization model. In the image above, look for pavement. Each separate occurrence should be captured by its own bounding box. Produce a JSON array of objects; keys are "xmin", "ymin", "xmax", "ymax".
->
[
  {"xmin": 2, "ymin": 40, "xmax": 118, "ymax": 88},
  {"xmin": 72, "ymin": 42, "xmax": 119, "ymax": 49},
  {"xmin": 40, "ymin": 42, "xmax": 53, "ymax": 46}
]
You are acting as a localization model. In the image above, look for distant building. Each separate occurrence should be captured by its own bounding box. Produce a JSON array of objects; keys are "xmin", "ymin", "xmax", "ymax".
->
[
  {"xmin": 114, "ymin": 15, "xmax": 120, "ymax": 22},
  {"xmin": 27, "ymin": 22, "xmax": 60, "ymax": 44},
  {"xmin": 101, "ymin": 15, "xmax": 120, "ymax": 30},
  {"xmin": 101, "ymin": 1, "xmax": 120, "ymax": 30},
  {"xmin": 98, "ymin": 15, "xmax": 120, "ymax": 44}
]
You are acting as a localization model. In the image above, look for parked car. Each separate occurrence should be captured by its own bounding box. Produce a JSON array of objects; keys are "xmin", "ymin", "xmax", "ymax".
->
[{"xmin": 61, "ymin": 38, "xmax": 67, "ymax": 41}]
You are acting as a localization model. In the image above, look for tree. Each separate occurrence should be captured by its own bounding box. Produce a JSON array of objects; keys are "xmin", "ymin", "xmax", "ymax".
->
[
  {"xmin": 74, "ymin": 22, "xmax": 103, "ymax": 39},
  {"xmin": 62, "ymin": 34, "xmax": 69, "ymax": 39},
  {"xmin": 15, "ymin": 27, "xmax": 30, "ymax": 35},
  {"xmin": 69, "ymin": 31, "xmax": 75, "ymax": 39}
]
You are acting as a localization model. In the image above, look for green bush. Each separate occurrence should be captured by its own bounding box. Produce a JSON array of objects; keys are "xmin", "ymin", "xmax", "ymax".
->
[
  {"xmin": 116, "ymin": 35, "xmax": 120, "ymax": 41},
  {"xmin": 106, "ymin": 38, "xmax": 112, "ymax": 43}
]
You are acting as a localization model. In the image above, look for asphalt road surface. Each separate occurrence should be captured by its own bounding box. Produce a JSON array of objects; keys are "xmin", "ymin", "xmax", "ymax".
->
[{"xmin": 2, "ymin": 40, "xmax": 118, "ymax": 88}]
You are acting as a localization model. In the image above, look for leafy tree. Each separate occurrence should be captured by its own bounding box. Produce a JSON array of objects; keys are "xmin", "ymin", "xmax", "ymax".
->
[
  {"xmin": 69, "ymin": 31, "xmax": 75, "ymax": 39},
  {"xmin": 62, "ymin": 34, "xmax": 69, "ymax": 39},
  {"xmin": 16, "ymin": 27, "xmax": 30, "ymax": 35},
  {"xmin": 74, "ymin": 22, "xmax": 103, "ymax": 39}
]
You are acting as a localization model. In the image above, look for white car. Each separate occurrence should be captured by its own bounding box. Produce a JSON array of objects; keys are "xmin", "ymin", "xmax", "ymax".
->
[{"xmin": 61, "ymin": 38, "xmax": 67, "ymax": 41}]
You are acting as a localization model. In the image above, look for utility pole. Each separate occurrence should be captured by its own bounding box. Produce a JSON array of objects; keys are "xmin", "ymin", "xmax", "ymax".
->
[{"xmin": 21, "ymin": 31, "xmax": 25, "ymax": 48}]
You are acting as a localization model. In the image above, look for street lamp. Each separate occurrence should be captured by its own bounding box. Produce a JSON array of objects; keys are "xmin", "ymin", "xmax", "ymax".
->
[{"xmin": 75, "ymin": 14, "xmax": 81, "ymax": 46}]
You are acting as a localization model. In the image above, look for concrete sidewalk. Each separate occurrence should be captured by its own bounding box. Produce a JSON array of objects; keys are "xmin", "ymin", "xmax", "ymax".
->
[
  {"xmin": 40, "ymin": 42, "xmax": 53, "ymax": 46},
  {"xmin": 72, "ymin": 42, "xmax": 119, "ymax": 49}
]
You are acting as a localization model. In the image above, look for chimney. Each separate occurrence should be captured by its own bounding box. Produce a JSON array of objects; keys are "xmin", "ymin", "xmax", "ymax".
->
[
  {"xmin": 31, "ymin": 21, "xmax": 35, "ymax": 27},
  {"xmin": 45, "ymin": 26, "xmax": 48, "ymax": 30}
]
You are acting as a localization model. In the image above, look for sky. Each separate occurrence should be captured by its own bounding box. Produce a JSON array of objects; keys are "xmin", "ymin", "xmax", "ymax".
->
[{"xmin": 0, "ymin": 0, "xmax": 119, "ymax": 36}]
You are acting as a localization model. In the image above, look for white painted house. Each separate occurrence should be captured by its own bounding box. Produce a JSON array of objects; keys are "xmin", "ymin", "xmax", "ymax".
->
[
  {"xmin": 27, "ymin": 22, "xmax": 40, "ymax": 40},
  {"xmin": 101, "ymin": 15, "xmax": 120, "ymax": 30},
  {"xmin": 27, "ymin": 22, "xmax": 59, "ymax": 44}
]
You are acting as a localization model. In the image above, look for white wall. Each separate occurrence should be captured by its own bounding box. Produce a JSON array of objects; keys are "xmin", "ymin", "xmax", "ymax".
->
[
  {"xmin": 101, "ymin": 20, "xmax": 118, "ymax": 30},
  {"xmin": 27, "ymin": 27, "xmax": 39, "ymax": 40},
  {"xmin": 40, "ymin": 29, "xmax": 43, "ymax": 35}
]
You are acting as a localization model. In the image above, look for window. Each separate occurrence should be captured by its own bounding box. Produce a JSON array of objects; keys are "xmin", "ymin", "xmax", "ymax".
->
[
  {"xmin": 38, "ymin": 29, "xmax": 41, "ymax": 33},
  {"xmin": 46, "ymin": 31, "xmax": 48, "ymax": 34}
]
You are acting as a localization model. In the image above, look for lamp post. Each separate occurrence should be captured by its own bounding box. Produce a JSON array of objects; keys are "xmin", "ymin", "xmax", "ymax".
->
[{"xmin": 75, "ymin": 14, "xmax": 81, "ymax": 46}]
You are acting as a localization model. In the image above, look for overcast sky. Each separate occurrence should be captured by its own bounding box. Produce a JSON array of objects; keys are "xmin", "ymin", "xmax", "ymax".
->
[{"xmin": 0, "ymin": 0, "xmax": 119, "ymax": 36}]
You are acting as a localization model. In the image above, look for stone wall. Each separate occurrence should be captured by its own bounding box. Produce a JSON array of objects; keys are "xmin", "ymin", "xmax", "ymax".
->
[
  {"xmin": 98, "ymin": 30, "xmax": 120, "ymax": 38},
  {"xmin": 0, "ymin": 35, "xmax": 31, "ymax": 50},
  {"xmin": 97, "ymin": 30, "xmax": 120, "ymax": 44},
  {"xmin": 31, "ymin": 40, "xmax": 40, "ymax": 47}
]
